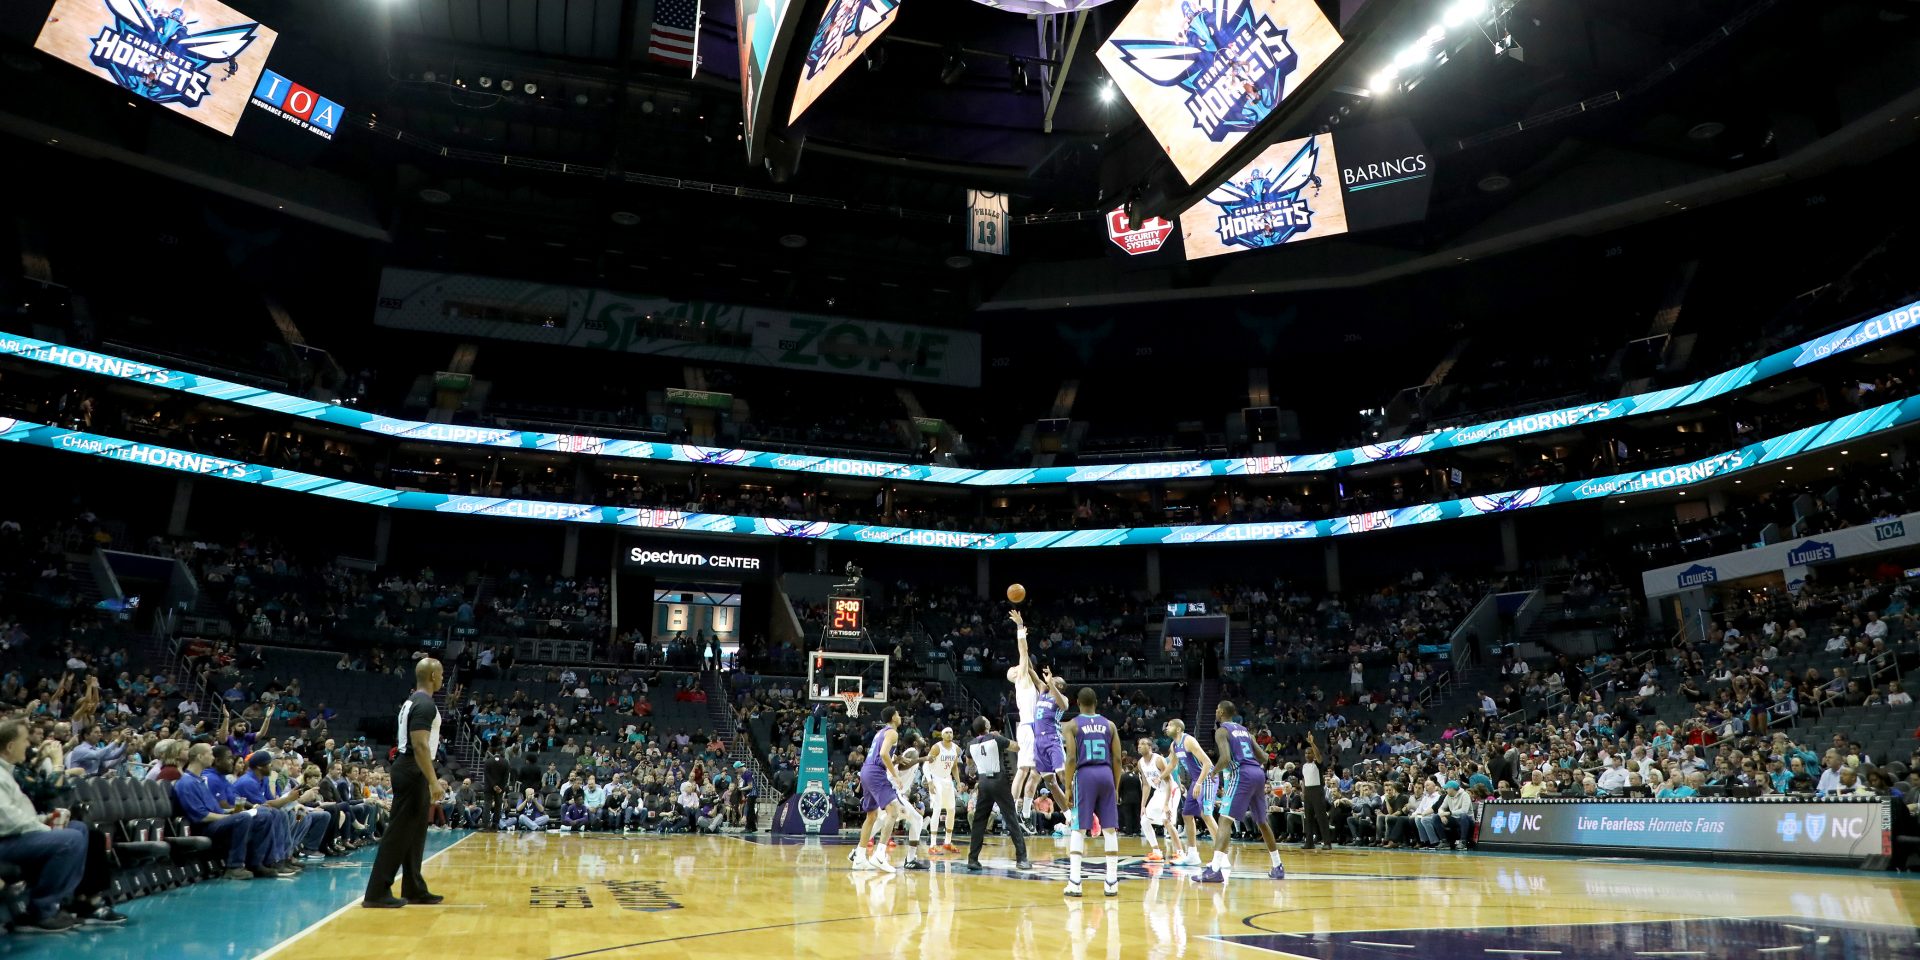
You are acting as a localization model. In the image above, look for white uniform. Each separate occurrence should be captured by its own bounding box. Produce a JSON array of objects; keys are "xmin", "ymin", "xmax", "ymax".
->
[
  {"xmin": 1014, "ymin": 674, "xmax": 1039, "ymax": 769},
  {"xmin": 1138, "ymin": 755, "xmax": 1173, "ymax": 826},
  {"xmin": 925, "ymin": 742, "xmax": 959, "ymax": 807}
]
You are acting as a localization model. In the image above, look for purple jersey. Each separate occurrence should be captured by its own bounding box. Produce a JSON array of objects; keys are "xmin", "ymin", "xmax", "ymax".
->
[
  {"xmin": 1221, "ymin": 721, "xmax": 1264, "ymax": 769},
  {"xmin": 1031, "ymin": 693, "xmax": 1062, "ymax": 744},
  {"xmin": 1171, "ymin": 736, "xmax": 1202, "ymax": 784},
  {"xmin": 1072, "ymin": 714, "xmax": 1114, "ymax": 766},
  {"xmin": 861, "ymin": 728, "xmax": 892, "ymax": 777}
]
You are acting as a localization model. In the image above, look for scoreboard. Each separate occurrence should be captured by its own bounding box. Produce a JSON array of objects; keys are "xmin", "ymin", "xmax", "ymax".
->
[{"xmin": 825, "ymin": 597, "xmax": 865, "ymax": 639}]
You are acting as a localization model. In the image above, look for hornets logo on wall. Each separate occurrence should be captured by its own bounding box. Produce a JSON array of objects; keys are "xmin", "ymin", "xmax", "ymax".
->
[
  {"xmin": 80, "ymin": 0, "xmax": 264, "ymax": 107},
  {"xmin": 803, "ymin": 0, "xmax": 899, "ymax": 80},
  {"xmin": 1203, "ymin": 136, "xmax": 1324, "ymax": 251},
  {"xmin": 1109, "ymin": 0, "xmax": 1299, "ymax": 143}
]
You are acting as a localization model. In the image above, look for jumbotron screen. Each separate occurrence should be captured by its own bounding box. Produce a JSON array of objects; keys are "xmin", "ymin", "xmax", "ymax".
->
[
  {"xmin": 35, "ymin": 0, "xmax": 278, "ymax": 136},
  {"xmin": 1095, "ymin": 0, "xmax": 1342, "ymax": 184},
  {"xmin": 738, "ymin": 0, "xmax": 802, "ymax": 160},
  {"xmin": 788, "ymin": 0, "xmax": 901, "ymax": 124}
]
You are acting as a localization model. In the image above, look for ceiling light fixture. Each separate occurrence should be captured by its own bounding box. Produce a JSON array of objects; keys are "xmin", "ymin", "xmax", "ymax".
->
[{"xmin": 940, "ymin": 50, "xmax": 967, "ymax": 86}]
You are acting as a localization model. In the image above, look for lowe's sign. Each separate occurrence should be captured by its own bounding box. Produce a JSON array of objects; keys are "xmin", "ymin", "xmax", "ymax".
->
[
  {"xmin": 1676, "ymin": 564, "xmax": 1719, "ymax": 588},
  {"xmin": 1646, "ymin": 507, "xmax": 1920, "ymax": 599},
  {"xmin": 1786, "ymin": 539, "xmax": 1837, "ymax": 566}
]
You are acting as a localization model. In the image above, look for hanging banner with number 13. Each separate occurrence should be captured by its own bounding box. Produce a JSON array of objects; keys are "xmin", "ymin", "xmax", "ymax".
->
[{"xmin": 966, "ymin": 189, "xmax": 1008, "ymax": 255}]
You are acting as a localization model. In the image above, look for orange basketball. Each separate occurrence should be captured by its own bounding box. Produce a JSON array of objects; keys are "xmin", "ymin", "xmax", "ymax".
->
[{"xmin": 1007, "ymin": 583, "xmax": 1026, "ymax": 603}]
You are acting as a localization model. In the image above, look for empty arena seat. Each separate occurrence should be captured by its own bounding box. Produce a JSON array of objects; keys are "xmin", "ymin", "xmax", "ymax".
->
[{"xmin": 80, "ymin": 779, "xmax": 168, "ymax": 863}]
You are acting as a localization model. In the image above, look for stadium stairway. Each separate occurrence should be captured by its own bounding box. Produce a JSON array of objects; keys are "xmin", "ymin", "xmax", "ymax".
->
[
  {"xmin": 702, "ymin": 669, "xmax": 774, "ymax": 829},
  {"xmin": 1190, "ymin": 677, "xmax": 1221, "ymax": 748}
]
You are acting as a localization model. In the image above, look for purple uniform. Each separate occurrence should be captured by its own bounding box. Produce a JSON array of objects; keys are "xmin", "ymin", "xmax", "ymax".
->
[
  {"xmin": 1031, "ymin": 694, "xmax": 1066, "ymax": 774},
  {"xmin": 858, "ymin": 728, "xmax": 899, "ymax": 812},
  {"xmin": 1217, "ymin": 721, "xmax": 1267, "ymax": 822},
  {"xmin": 1070, "ymin": 713, "xmax": 1119, "ymax": 834}
]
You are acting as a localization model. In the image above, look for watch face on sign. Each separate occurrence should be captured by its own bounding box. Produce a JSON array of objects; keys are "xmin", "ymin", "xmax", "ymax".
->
[{"xmin": 799, "ymin": 784, "xmax": 831, "ymax": 822}]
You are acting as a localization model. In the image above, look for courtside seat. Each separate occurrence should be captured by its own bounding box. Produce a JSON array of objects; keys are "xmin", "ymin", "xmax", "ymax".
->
[{"xmin": 91, "ymin": 780, "xmax": 170, "ymax": 863}]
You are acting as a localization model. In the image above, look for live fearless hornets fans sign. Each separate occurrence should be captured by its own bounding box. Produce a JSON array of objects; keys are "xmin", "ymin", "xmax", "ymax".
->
[
  {"xmin": 1096, "ymin": 0, "xmax": 1341, "ymax": 184},
  {"xmin": 36, "ymin": 0, "xmax": 278, "ymax": 137}
]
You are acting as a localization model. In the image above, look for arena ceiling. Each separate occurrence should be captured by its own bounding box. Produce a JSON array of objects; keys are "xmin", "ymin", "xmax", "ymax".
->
[{"xmin": 0, "ymin": 0, "xmax": 1917, "ymax": 320}]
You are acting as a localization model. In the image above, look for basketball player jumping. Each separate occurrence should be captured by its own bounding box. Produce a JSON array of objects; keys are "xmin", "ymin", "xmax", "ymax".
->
[
  {"xmin": 1162, "ymin": 718, "xmax": 1216, "ymax": 867},
  {"xmin": 1135, "ymin": 738, "xmax": 1186, "ymax": 864},
  {"xmin": 1030, "ymin": 667, "xmax": 1071, "ymax": 818},
  {"xmin": 1192, "ymin": 700, "xmax": 1285, "ymax": 883},
  {"xmin": 1007, "ymin": 610, "xmax": 1043, "ymax": 818},
  {"xmin": 926, "ymin": 728, "xmax": 962, "ymax": 852},
  {"xmin": 851, "ymin": 707, "xmax": 928, "ymax": 872},
  {"xmin": 1058, "ymin": 687, "xmax": 1122, "ymax": 898}
]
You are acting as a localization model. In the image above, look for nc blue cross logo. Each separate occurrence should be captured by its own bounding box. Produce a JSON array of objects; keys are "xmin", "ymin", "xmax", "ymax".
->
[
  {"xmin": 1805, "ymin": 814, "xmax": 1827, "ymax": 841},
  {"xmin": 1489, "ymin": 812, "xmax": 1509, "ymax": 835},
  {"xmin": 1776, "ymin": 813, "xmax": 1800, "ymax": 843}
]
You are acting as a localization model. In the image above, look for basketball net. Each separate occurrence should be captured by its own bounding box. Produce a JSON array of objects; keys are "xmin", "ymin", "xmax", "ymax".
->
[{"xmin": 839, "ymin": 692, "xmax": 862, "ymax": 718}]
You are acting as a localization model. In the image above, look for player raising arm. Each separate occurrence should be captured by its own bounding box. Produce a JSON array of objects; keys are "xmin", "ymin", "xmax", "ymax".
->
[{"xmin": 1007, "ymin": 610, "xmax": 1043, "ymax": 818}]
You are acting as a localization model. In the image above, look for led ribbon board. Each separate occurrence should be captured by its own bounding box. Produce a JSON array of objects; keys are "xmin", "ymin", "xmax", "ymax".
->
[
  {"xmin": 4, "ymin": 390, "xmax": 1915, "ymax": 549},
  {"xmin": 788, "ymin": 0, "xmax": 900, "ymax": 124},
  {"xmin": 6, "ymin": 297, "xmax": 1918, "ymax": 486},
  {"xmin": 1095, "ymin": 0, "xmax": 1342, "ymax": 184},
  {"xmin": 36, "ymin": 0, "xmax": 278, "ymax": 136}
]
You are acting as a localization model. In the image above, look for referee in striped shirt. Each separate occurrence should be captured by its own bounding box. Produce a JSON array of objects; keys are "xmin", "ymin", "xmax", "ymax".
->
[{"xmin": 363, "ymin": 658, "xmax": 446, "ymax": 908}]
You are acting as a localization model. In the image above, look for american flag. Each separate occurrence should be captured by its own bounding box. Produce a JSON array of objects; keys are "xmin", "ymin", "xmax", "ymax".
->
[{"xmin": 649, "ymin": 0, "xmax": 703, "ymax": 72}]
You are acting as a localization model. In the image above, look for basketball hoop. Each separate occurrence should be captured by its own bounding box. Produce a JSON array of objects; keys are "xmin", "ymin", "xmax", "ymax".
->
[{"xmin": 839, "ymin": 692, "xmax": 862, "ymax": 718}]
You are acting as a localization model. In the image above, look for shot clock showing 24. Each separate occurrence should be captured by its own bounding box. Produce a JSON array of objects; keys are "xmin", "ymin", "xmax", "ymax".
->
[{"xmin": 825, "ymin": 596, "xmax": 864, "ymax": 639}]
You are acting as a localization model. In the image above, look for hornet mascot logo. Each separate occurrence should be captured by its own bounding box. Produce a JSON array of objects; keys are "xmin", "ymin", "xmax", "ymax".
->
[
  {"xmin": 677, "ymin": 444, "xmax": 751, "ymax": 466},
  {"xmin": 1110, "ymin": 0, "xmax": 1299, "ymax": 142},
  {"xmin": 765, "ymin": 519, "xmax": 831, "ymax": 539},
  {"xmin": 802, "ymin": 0, "xmax": 898, "ymax": 80},
  {"xmin": 83, "ymin": 0, "xmax": 264, "ymax": 107},
  {"xmin": 1468, "ymin": 487, "xmax": 1546, "ymax": 515},
  {"xmin": 1204, "ymin": 136, "xmax": 1325, "ymax": 251}
]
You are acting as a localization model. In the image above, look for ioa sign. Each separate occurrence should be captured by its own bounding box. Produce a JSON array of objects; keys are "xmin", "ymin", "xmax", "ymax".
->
[{"xmin": 1107, "ymin": 208, "xmax": 1174, "ymax": 256}]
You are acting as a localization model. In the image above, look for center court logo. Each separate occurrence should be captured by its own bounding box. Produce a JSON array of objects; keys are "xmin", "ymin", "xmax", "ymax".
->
[
  {"xmin": 80, "ymin": 0, "xmax": 264, "ymax": 107},
  {"xmin": 1202, "ymin": 137, "xmax": 1324, "ymax": 251},
  {"xmin": 1109, "ymin": 0, "xmax": 1299, "ymax": 142}
]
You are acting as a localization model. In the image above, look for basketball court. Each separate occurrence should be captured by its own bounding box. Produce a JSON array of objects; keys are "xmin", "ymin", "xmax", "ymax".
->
[{"xmin": 3, "ymin": 830, "xmax": 1915, "ymax": 960}]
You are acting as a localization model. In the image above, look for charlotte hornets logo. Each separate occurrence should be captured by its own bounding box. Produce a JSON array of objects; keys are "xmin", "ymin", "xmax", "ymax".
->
[
  {"xmin": 766, "ymin": 519, "xmax": 831, "ymax": 539},
  {"xmin": 1357, "ymin": 433, "xmax": 1420, "ymax": 462},
  {"xmin": 1203, "ymin": 137, "xmax": 1324, "ymax": 251},
  {"xmin": 1109, "ymin": 0, "xmax": 1299, "ymax": 142},
  {"xmin": 677, "ymin": 444, "xmax": 750, "ymax": 466},
  {"xmin": 802, "ymin": 0, "xmax": 897, "ymax": 79},
  {"xmin": 1468, "ymin": 487, "xmax": 1546, "ymax": 514},
  {"xmin": 82, "ymin": 0, "xmax": 264, "ymax": 107}
]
